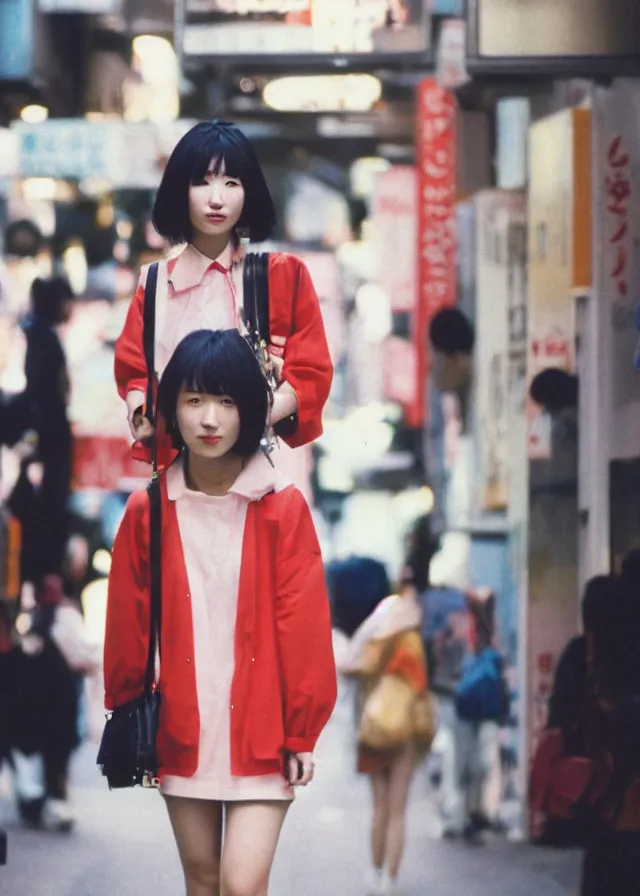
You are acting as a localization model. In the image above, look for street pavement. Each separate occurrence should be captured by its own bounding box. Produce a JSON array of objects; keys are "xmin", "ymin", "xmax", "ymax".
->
[{"xmin": 0, "ymin": 682, "xmax": 581, "ymax": 896}]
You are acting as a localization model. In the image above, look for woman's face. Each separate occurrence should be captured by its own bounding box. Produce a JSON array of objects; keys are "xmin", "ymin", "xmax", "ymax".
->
[
  {"xmin": 188, "ymin": 157, "xmax": 245, "ymax": 239},
  {"xmin": 176, "ymin": 389, "xmax": 241, "ymax": 460}
]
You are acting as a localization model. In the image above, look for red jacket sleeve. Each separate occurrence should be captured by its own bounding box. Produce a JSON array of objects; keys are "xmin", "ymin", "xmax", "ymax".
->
[
  {"xmin": 103, "ymin": 490, "xmax": 150, "ymax": 710},
  {"xmin": 275, "ymin": 487, "xmax": 337, "ymax": 753},
  {"xmin": 269, "ymin": 254, "xmax": 333, "ymax": 449},
  {"xmin": 114, "ymin": 278, "xmax": 147, "ymax": 400}
]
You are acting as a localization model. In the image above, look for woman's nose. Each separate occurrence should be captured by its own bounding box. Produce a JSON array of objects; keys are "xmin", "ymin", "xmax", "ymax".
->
[
  {"xmin": 202, "ymin": 403, "xmax": 219, "ymax": 428},
  {"xmin": 208, "ymin": 183, "xmax": 223, "ymax": 207}
]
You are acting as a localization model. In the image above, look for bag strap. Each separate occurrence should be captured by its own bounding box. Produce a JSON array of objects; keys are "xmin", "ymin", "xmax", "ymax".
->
[
  {"xmin": 142, "ymin": 262, "xmax": 162, "ymax": 694},
  {"xmin": 243, "ymin": 252, "xmax": 299, "ymax": 440},
  {"xmin": 143, "ymin": 263, "xmax": 159, "ymax": 471},
  {"xmin": 243, "ymin": 252, "xmax": 270, "ymax": 346}
]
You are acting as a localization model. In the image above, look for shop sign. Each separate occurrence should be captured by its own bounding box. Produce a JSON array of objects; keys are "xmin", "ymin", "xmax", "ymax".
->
[
  {"xmin": 13, "ymin": 120, "xmax": 195, "ymax": 187},
  {"xmin": 39, "ymin": 0, "xmax": 117, "ymax": 11},
  {"xmin": 372, "ymin": 166, "xmax": 418, "ymax": 313},
  {"xmin": 436, "ymin": 18, "xmax": 469, "ymax": 89},
  {"xmin": 429, "ymin": 0, "xmax": 463, "ymax": 13},
  {"xmin": 596, "ymin": 79, "xmax": 640, "ymax": 460},
  {"xmin": 416, "ymin": 78, "xmax": 457, "ymax": 424},
  {"xmin": 467, "ymin": 0, "xmax": 640, "ymax": 76},
  {"xmin": 181, "ymin": 0, "xmax": 430, "ymax": 59},
  {"xmin": 0, "ymin": 0, "xmax": 33, "ymax": 80}
]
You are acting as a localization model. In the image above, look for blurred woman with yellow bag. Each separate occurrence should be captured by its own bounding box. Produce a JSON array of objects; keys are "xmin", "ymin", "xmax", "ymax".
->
[{"xmin": 342, "ymin": 571, "xmax": 435, "ymax": 896}]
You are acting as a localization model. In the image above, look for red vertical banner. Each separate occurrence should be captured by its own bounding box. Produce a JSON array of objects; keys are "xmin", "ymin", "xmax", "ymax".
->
[{"xmin": 416, "ymin": 78, "xmax": 457, "ymax": 423}]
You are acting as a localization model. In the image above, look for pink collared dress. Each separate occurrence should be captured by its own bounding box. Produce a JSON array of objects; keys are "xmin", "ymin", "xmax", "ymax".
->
[
  {"xmin": 161, "ymin": 454, "xmax": 294, "ymax": 802},
  {"xmin": 156, "ymin": 248, "xmax": 238, "ymax": 376}
]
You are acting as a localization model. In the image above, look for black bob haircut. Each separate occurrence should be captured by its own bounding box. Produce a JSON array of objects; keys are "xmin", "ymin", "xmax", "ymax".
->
[
  {"xmin": 158, "ymin": 329, "xmax": 269, "ymax": 458},
  {"xmin": 152, "ymin": 121, "xmax": 276, "ymax": 245}
]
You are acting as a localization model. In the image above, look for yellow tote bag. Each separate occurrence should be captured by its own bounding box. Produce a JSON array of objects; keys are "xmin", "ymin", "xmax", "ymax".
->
[{"xmin": 359, "ymin": 674, "xmax": 415, "ymax": 751}]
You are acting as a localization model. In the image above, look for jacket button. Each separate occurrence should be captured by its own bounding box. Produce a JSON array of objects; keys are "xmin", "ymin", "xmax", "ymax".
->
[
  {"xmin": 231, "ymin": 704, "xmax": 234, "ymax": 710},
  {"xmin": 186, "ymin": 658, "xmax": 191, "ymax": 663},
  {"xmin": 251, "ymin": 657, "xmax": 255, "ymax": 662}
]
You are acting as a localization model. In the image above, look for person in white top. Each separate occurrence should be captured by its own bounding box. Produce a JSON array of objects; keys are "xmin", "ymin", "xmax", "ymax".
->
[{"xmin": 104, "ymin": 328, "xmax": 337, "ymax": 896}]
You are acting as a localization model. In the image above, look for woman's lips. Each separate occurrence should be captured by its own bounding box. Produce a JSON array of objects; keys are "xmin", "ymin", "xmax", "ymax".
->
[
  {"xmin": 206, "ymin": 214, "xmax": 226, "ymax": 223},
  {"xmin": 198, "ymin": 435, "xmax": 222, "ymax": 445}
]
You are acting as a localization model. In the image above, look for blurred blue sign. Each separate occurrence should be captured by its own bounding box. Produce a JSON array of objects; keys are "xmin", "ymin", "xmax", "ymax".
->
[
  {"xmin": 0, "ymin": 0, "xmax": 33, "ymax": 79},
  {"xmin": 14, "ymin": 121, "xmax": 110, "ymax": 179},
  {"xmin": 430, "ymin": 0, "xmax": 463, "ymax": 14}
]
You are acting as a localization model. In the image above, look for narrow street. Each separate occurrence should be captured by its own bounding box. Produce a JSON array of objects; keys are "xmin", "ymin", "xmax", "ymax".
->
[{"xmin": 1, "ymin": 683, "xmax": 581, "ymax": 896}]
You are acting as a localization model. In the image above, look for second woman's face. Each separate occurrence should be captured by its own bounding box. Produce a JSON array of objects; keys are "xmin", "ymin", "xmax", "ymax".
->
[
  {"xmin": 188, "ymin": 157, "xmax": 245, "ymax": 239},
  {"xmin": 176, "ymin": 390, "xmax": 241, "ymax": 460}
]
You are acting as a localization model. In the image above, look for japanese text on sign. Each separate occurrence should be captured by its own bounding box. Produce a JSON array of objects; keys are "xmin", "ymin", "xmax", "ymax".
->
[
  {"xmin": 606, "ymin": 134, "xmax": 631, "ymax": 300},
  {"xmin": 416, "ymin": 78, "xmax": 456, "ymax": 423}
]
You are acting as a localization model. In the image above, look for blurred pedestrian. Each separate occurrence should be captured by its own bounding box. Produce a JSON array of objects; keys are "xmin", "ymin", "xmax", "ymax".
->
[
  {"xmin": 11, "ymin": 573, "xmax": 100, "ymax": 831},
  {"xmin": 529, "ymin": 575, "xmax": 622, "ymax": 847},
  {"xmin": 104, "ymin": 329, "xmax": 337, "ymax": 896},
  {"xmin": 343, "ymin": 570, "xmax": 433, "ymax": 896},
  {"xmin": 443, "ymin": 589, "xmax": 509, "ymax": 843},
  {"xmin": 325, "ymin": 555, "xmax": 390, "ymax": 637},
  {"xmin": 20, "ymin": 276, "xmax": 74, "ymax": 581},
  {"xmin": 578, "ymin": 574, "xmax": 640, "ymax": 896},
  {"xmin": 115, "ymin": 120, "xmax": 332, "ymax": 468}
]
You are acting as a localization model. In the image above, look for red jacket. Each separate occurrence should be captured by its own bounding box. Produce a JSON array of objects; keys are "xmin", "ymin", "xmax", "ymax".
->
[
  {"xmin": 114, "ymin": 250, "xmax": 333, "ymax": 454},
  {"xmin": 104, "ymin": 473, "xmax": 337, "ymax": 779}
]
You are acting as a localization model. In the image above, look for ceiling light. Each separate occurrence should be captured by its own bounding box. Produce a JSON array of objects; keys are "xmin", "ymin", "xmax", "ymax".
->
[{"xmin": 20, "ymin": 104, "xmax": 49, "ymax": 124}]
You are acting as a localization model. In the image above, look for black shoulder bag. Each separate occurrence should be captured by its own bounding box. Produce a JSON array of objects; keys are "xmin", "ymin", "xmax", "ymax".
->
[
  {"xmin": 97, "ymin": 262, "xmax": 162, "ymax": 789},
  {"xmin": 243, "ymin": 252, "xmax": 298, "ymax": 440}
]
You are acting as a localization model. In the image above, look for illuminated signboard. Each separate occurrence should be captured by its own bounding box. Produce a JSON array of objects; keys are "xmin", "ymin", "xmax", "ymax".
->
[
  {"xmin": 467, "ymin": 0, "xmax": 640, "ymax": 75},
  {"xmin": 176, "ymin": 0, "xmax": 431, "ymax": 64}
]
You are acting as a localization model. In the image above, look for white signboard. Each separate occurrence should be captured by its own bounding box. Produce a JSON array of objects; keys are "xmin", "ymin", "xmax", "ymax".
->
[
  {"xmin": 182, "ymin": 0, "xmax": 429, "ymax": 57},
  {"xmin": 39, "ymin": 0, "xmax": 117, "ymax": 11},
  {"xmin": 594, "ymin": 79, "xmax": 640, "ymax": 460},
  {"xmin": 12, "ymin": 120, "xmax": 197, "ymax": 188},
  {"xmin": 372, "ymin": 166, "xmax": 418, "ymax": 312},
  {"xmin": 436, "ymin": 18, "xmax": 469, "ymax": 89}
]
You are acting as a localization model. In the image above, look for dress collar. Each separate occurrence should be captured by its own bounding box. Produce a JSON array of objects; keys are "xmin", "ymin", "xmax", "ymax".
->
[
  {"xmin": 166, "ymin": 451, "xmax": 282, "ymax": 502},
  {"xmin": 169, "ymin": 241, "xmax": 245, "ymax": 293}
]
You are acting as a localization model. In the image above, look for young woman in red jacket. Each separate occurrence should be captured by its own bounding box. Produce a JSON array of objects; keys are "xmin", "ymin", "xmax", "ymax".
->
[
  {"xmin": 104, "ymin": 328, "xmax": 337, "ymax": 896},
  {"xmin": 115, "ymin": 120, "xmax": 333, "ymax": 466}
]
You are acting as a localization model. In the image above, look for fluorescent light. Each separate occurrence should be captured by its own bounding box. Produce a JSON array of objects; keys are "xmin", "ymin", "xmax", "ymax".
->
[
  {"xmin": 20, "ymin": 105, "xmax": 49, "ymax": 124},
  {"xmin": 263, "ymin": 74, "xmax": 382, "ymax": 113}
]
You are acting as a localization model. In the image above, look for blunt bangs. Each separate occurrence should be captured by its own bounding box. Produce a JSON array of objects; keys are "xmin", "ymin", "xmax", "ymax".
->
[
  {"xmin": 158, "ymin": 329, "xmax": 269, "ymax": 458},
  {"xmin": 152, "ymin": 121, "xmax": 276, "ymax": 245}
]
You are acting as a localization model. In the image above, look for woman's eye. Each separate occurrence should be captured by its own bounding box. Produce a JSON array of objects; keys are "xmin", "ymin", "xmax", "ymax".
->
[
  {"xmin": 221, "ymin": 398, "xmax": 235, "ymax": 407},
  {"xmin": 187, "ymin": 396, "xmax": 201, "ymax": 405},
  {"xmin": 226, "ymin": 180, "xmax": 240, "ymax": 187}
]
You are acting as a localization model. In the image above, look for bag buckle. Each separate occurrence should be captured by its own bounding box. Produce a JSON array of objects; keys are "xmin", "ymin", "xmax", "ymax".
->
[{"xmin": 142, "ymin": 774, "xmax": 160, "ymax": 789}]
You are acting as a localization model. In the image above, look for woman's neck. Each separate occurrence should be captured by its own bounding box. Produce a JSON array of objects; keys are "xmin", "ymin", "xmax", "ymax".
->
[
  {"xmin": 184, "ymin": 451, "xmax": 245, "ymax": 497},
  {"xmin": 190, "ymin": 232, "xmax": 233, "ymax": 263}
]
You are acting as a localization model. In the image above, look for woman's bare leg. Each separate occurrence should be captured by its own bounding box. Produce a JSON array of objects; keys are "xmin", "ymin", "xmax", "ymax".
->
[
  {"xmin": 385, "ymin": 745, "xmax": 416, "ymax": 880},
  {"xmin": 370, "ymin": 771, "xmax": 391, "ymax": 870},
  {"xmin": 165, "ymin": 795, "xmax": 223, "ymax": 896},
  {"xmin": 220, "ymin": 801, "xmax": 289, "ymax": 896}
]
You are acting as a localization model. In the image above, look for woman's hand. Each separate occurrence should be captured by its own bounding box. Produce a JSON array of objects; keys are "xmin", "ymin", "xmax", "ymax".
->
[
  {"xmin": 129, "ymin": 407, "xmax": 155, "ymax": 442},
  {"xmin": 268, "ymin": 353, "xmax": 284, "ymax": 387},
  {"xmin": 286, "ymin": 751, "xmax": 315, "ymax": 787},
  {"xmin": 126, "ymin": 391, "xmax": 155, "ymax": 441}
]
